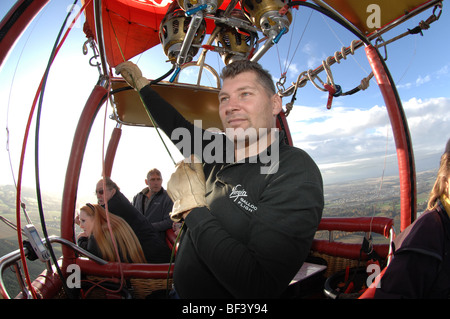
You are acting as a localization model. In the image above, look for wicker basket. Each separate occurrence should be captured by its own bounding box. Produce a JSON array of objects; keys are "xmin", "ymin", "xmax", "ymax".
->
[
  {"xmin": 82, "ymin": 275, "xmax": 173, "ymax": 299},
  {"xmin": 310, "ymin": 252, "xmax": 362, "ymax": 278}
]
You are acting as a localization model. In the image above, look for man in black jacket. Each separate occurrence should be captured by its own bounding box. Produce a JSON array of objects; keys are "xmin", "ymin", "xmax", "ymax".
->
[
  {"xmin": 132, "ymin": 168, "xmax": 173, "ymax": 243},
  {"xmin": 116, "ymin": 60, "xmax": 323, "ymax": 298},
  {"xmin": 96, "ymin": 178, "xmax": 172, "ymax": 263}
]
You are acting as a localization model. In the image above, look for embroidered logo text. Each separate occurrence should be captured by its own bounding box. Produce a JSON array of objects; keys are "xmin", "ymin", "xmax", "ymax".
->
[{"xmin": 229, "ymin": 185, "xmax": 258, "ymax": 213}]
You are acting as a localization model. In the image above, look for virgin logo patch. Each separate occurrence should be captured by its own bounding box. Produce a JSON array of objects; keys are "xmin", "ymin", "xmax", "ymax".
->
[{"xmin": 229, "ymin": 185, "xmax": 258, "ymax": 213}]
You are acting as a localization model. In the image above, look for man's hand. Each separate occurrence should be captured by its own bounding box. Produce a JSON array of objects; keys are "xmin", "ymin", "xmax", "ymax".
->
[
  {"xmin": 115, "ymin": 61, "xmax": 149, "ymax": 91},
  {"xmin": 167, "ymin": 156, "xmax": 207, "ymax": 222}
]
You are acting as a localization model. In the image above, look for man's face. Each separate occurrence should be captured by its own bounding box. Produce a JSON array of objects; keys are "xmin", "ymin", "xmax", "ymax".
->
[
  {"xmin": 218, "ymin": 71, "xmax": 281, "ymax": 144},
  {"xmin": 95, "ymin": 181, "xmax": 116, "ymax": 206},
  {"xmin": 146, "ymin": 173, "xmax": 162, "ymax": 194}
]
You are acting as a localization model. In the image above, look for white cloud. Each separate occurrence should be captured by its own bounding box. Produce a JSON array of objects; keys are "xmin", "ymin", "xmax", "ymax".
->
[
  {"xmin": 287, "ymin": 97, "xmax": 450, "ymax": 184},
  {"xmin": 286, "ymin": 62, "xmax": 299, "ymax": 79},
  {"xmin": 436, "ymin": 64, "xmax": 449, "ymax": 77},
  {"xmin": 397, "ymin": 63, "xmax": 450, "ymax": 90},
  {"xmin": 403, "ymin": 97, "xmax": 450, "ymax": 149},
  {"xmin": 415, "ymin": 74, "xmax": 431, "ymax": 86},
  {"xmin": 301, "ymin": 41, "xmax": 326, "ymax": 69}
]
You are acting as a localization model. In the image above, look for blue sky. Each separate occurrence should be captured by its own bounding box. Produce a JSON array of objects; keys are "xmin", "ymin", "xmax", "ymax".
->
[{"xmin": 1, "ymin": 0, "xmax": 449, "ymax": 203}]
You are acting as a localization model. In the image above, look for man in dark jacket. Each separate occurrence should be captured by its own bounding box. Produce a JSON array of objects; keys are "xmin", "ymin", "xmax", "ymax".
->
[
  {"xmin": 132, "ymin": 168, "xmax": 173, "ymax": 243},
  {"xmin": 96, "ymin": 178, "xmax": 172, "ymax": 263},
  {"xmin": 116, "ymin": 60, "xmax": 323, "ymax": 298}
]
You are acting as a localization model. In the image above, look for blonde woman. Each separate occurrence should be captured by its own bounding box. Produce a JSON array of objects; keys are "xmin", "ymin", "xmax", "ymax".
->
[
  {"xmin": 375, "ymin": 139, "xmax": 450, "ymax": 298},
  {"xmin": 95, "ymin": 178, "xmax": 172, "ymax": 263},
  {"xmin": 77, "ymin": 203, "xmax": 147, "ymax": 263}
]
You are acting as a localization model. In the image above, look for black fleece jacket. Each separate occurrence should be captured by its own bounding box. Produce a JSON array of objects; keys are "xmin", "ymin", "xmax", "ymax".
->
[
  {"xmin": 106, "ymin": 190, "xmax": 172, "ymax": 263},
  {"xmin": 139, "ymin": 85, "xmax": 323, "ymax": 298}
]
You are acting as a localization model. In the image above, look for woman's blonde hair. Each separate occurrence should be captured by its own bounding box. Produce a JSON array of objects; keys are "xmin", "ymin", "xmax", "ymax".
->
[
  {"xmin": 81, "ymin": 204, "xmax": 146, "ymax": 263},
  {"xmin": 427, "ymin": 139, "xmax": 450, "ymax": 210}
]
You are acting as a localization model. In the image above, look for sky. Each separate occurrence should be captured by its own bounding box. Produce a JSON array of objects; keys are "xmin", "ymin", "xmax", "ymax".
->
[{"xmin": 1, "ymin": 0, "xmax": 449, "ymax": 208}]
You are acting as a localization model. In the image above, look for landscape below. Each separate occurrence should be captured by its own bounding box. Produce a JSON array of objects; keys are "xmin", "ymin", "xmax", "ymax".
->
[{"xmin": 0, "ymin": 169, "xmax": 436, "ymax": 297}]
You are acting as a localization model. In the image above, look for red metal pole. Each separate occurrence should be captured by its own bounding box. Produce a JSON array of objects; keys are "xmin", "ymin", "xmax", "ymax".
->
[
  {"xmin": 276, "ymin": 112, "xmax": 293, "ymax": 146},
  {"xmin": 365, "ymin": 45, "xmax": 416, "ymax": 231},
  {"xmin": 104, "ymin": 126, "xmax": 122, "ymax": 177},
  {"xmin": 60, "ymin": 84, "xmax": 107, "ymax": 270},
  {"xmin": 0, "ymin": 0, "xmax": 50, "ymax": 67}
]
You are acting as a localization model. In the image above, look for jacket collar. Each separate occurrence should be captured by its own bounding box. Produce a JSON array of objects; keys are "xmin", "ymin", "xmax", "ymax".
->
[{"xmin": 142, "ymin": 187, "xmax": 165, "ymax": 196}]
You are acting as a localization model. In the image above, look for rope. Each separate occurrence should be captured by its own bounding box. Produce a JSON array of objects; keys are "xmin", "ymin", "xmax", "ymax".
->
[
  {"xmin": 36, "ymin": 0, "xmax": 90, "ymax": 299},
  {"xmin": 108, "ymin": 10, "xmax": 201, "ymax": 298},
  {"xmin": 285, "ymin": 10, "xmax": 313, "ymax": 76},
  {"xmin": 107, "ymin": 12, "xmax": 176, "ymax": 166},
  {"xmin": 284, "ymin": 71, "xmax": 307, "ymax": 116},
  {"xmin": 322, "ymin": 56, "xmax": 336, "ymax": 89},
  {"xmin": 375, "ymin": 4, "xmax": 442, "ymax": 49},
  {"xmin": 100, "ymin": 79, "xmax": 126, "ymax": 293},
  {"xmin": 282, "ymin": 37, "xmax": 373, "ymax": 114},
  {"xmin": 320, "ymin": 39, "xmax": 374, "ymax": 96},
  {"xmin": 3, "ymin": 7, "xmax": 45, "ymax": 297},
  {"xmin": 82, "ymin": 13, "xmax": 130, "ymax": 296},
  {"xmin": 74, "ymin": 10, "xmax": 179, "ymax": 297},
  {"xmin": 307, "ymin": 69, "xmax": 327, "ymax": 92},
  {"xmin": 276, "ymin": 9, "xmax": 313, "ymax": 92},
  {"xmin": 5, "ymin": 8, "xmax": 39, "ymax": 226},
  {"xmin": 14, "ymin": 0, "xmax": 90, "ymax": 299},
  {"xmin": 166, "ymin": 222, "xmax": 185, "ymax": 297},
  {"xmin": 307, "ymin": 1, "xmax": 443, "ymax": 100}
]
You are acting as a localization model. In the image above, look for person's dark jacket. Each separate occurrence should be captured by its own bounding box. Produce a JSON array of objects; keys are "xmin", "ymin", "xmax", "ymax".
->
[
  {"xmin": 77, "ymin": 235, "xmax": 133, "ymax": 263},
  {"xmin": 105, "ymin": 190, "xmax": 172, "ymax": 263},
  {"xmin": 132, "ymin": 187, "xmax": 173, "ymax": 242},
  {"xmin": 374, "ymin": 201, "xmax": 450, "ymax": 298},
  {"xmin": 139, "ymin": 85, "xmax": 324, "ymax": 298}
]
